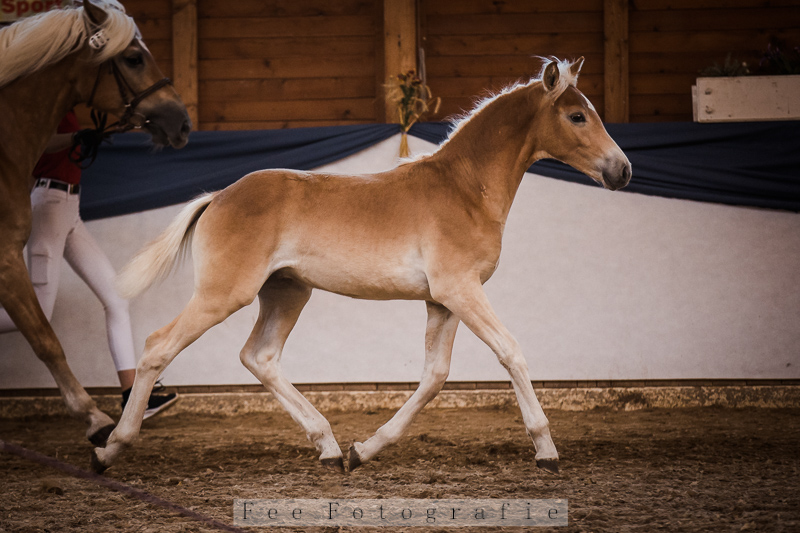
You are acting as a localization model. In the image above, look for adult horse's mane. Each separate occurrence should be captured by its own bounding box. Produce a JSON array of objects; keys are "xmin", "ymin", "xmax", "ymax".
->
[
  {"xmin": 0, "ymin": 0, "xmax": 137, "ymax": 88},
  {"xmin": 443, "ymin": 57, "xmax": 582, "ymax": 146}
]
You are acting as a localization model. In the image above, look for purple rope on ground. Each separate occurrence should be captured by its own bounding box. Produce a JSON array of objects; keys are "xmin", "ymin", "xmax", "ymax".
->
[{"xmin": 0, "ymin": 439, "xmax": 246, "ymax": 533}]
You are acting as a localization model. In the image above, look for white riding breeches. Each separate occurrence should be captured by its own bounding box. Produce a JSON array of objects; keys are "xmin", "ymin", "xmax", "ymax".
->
[{"xmin": 0, "ymin": 183, "xmax": 137, "ymax": 372}]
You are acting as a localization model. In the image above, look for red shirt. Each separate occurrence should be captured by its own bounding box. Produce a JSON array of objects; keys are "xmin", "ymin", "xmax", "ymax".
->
[{"xmin": 32, "ymin": 111, "xmax": 82, "ymax": 185}]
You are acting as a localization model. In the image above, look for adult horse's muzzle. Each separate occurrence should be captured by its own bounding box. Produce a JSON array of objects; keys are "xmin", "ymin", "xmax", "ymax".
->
[{"xmin": 140, "ymin": 103, "xmax": 191, "ymax": 149}]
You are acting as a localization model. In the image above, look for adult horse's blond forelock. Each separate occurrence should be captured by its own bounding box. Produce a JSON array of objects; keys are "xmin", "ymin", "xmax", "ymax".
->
[{"xmin": 0, "ymin": 0, "xmax": 137, "ymax": 89}]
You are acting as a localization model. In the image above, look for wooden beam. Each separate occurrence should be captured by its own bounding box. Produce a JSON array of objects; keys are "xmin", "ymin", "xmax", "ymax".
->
[
  {"xmin": 374, "ymin": 1, "xmax": 386, "ymax": 123},
  {"xmin": 382, "ymin": 0, "xmax": 417, "ymax": 123},
  {"xmin": 604, "ymin": 0, "xmax": 629, "ymax": 123},
  {"xmin": 172, "ymin": 0, "xmax": 199, "ymax": 129}
]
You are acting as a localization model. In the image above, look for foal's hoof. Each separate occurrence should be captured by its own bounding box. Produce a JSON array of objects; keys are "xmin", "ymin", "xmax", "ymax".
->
[
  {"xmin": 88, "ymin": 424, "xmax": 115, "ymax": 448},
  {"xmin": 348, "ymin": 445, "xmax": 363, "ymax": 472},
  {"xmin": 320, "ymin": 457, "xmax": 345, "ymax": 473},
  {"xmin": 90, "ymin": 449, "xmax": 109, "ymax": 475},
  {"xmin": 536, "ymin": 458, "xmax": 560, "ymax": 475}
]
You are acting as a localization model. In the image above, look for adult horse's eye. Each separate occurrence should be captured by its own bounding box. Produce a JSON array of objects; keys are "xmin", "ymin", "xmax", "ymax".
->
[
  {"xmin": 124, "ymin": 53, "xmax": 144, "ymax": 68},
  {"xmin": 570, "ymin": 113, "xmax": 586, "ymax": 124}
]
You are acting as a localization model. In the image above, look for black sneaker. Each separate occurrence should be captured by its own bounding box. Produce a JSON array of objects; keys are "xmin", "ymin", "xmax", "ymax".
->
[{"xmin": 121, "ymin": 382, "xmax": 179, "ymax": 420}]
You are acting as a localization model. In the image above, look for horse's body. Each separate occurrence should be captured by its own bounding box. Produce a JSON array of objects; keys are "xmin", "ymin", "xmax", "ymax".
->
[
  {"xmin": 205, "ymin": 165, "xmax": 495, "ymax": 302},
  {"xmin": 0, "ymin": 0, "xmax": 190, "ymax": 445},
  {"xmin": 95, "ymin": 58, "xmax": 631, "ymax": 474}
]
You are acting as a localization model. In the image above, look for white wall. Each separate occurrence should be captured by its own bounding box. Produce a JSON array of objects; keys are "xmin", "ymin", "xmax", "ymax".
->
[{"xmin": 1, "ymin": 134, "xmax": 799, "ymax": 388}]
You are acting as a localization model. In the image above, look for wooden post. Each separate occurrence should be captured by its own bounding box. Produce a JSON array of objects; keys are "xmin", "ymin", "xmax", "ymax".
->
[
  {"xmin": 382, "ymin": 0, "xmax": 417, "ymax": 123},
  {"xmin": 172, "ymin": 0, "xmax": 198, "ymax": 129},
  {"xmin": 604, "ymin": 0, "xmax": 629, "ymax": 123}
]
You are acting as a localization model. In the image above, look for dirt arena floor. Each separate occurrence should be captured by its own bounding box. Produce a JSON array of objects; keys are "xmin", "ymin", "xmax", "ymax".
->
[{"xmin": 1, "ymin": 406, "xmax": 798, "ymax": 532}]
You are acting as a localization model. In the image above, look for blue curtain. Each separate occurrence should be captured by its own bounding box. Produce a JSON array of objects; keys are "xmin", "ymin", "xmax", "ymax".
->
[
  {"xmin": 80, "ymin": 121, "xmax": 800, "ymax": 220},
  {"xmin": 411, "ymin": 121, "xmax": 800, "ymax": 212},
  {"xmin": 80, "ymin": 124, "xmax": 398, "ymax": 220}
]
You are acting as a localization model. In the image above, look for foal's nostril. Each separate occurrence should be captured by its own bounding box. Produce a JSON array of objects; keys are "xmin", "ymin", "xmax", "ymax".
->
[
  {"xmin": 180, "ymin": 119, "xmax": 191, "ymax": 137},
  {"xmin": 622, "ymin": 164, "xmax": 632, "ymax": 184}
]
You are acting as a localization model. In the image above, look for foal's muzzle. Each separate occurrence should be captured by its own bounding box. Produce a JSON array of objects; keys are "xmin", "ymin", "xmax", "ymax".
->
[{"xmin": 602, "ymin": 158, "xmax": 632, "ymax": 191}]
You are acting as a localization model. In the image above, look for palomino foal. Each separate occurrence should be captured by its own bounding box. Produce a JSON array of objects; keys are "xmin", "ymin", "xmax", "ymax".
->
[{"xmin": 93, "ymin": 57, "xmax": 631, "ymax": 474}]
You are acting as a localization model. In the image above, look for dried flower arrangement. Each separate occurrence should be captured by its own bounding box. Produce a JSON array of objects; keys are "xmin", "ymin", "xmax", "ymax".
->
[{"xmin": 385, "ymin": 69, "xmax": 440, "ymax": 157}]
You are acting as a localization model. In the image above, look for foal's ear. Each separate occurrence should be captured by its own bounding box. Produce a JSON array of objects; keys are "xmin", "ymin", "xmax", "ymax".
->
[
  {"xmin": 83, "ymin": 0, "xmax": 109, "ymax": 26},
  {"xmin": 569, "ymin": 56, "xmax": 585, "ymax": 79},
  {"xmin": 543, "ymin": 61, "xmax": 560, "ymax": 92}
]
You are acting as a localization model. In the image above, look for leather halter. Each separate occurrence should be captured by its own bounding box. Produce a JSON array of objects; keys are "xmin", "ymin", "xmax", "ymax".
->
[
  {"xmin": 86, "ymin": 42, "xmax": 173, "ymax": 132},
  {"xmin": 108, "ymin": 60, "xmax": 173, "ymax": 130}
]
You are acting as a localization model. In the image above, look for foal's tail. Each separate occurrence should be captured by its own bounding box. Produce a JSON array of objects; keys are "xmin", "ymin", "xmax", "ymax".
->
[{"xmin": 116, "ymin": 192, "xmax": 217, "ymax": 299}]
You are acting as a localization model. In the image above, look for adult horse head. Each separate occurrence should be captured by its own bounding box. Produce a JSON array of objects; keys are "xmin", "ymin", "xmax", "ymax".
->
[
  {"xmin": 79, "ymin": 2, "xmax": 191, "ymax": 148},
  {"xmin": 0, "ymin": 0, "xmax": 190, "ymax": 447},
  {"xmin": 0, "ymin": 0, "xmax": 190, "ymax": 148}
]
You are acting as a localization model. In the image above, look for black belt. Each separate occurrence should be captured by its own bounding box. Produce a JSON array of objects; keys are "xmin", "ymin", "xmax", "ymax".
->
[{"xmin": 36, "ymin": 179, "xmax": 80, "ymax": 195}]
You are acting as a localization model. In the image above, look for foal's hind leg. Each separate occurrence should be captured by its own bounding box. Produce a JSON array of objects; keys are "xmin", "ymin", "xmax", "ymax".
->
[
  {"xmin": 92, "ymin": 294, "xmax": 243, "ymax": 472},
  {"xmin": 0, "ymin": 245, "xmax": 115, "ymax": 446},
  {"xmin": 239, "ymin": 277, "xmax": 344, "ymax": 471},
  {"xmin": 349, "ymin": 302, "xmax": 459, "ymax": 470}
]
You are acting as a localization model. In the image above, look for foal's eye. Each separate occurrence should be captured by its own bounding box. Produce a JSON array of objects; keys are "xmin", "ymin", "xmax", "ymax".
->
[
  {"xmin": 124, "ymin": 53, "xmax": 144, "ymax": 68},
  {"xmin": 569, "ymin": 113, "xmax": 586, "ymax": 124}
]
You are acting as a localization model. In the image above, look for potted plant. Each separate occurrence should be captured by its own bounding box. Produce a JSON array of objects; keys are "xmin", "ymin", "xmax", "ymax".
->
[{"xmin": 693, "ymin": 41, "xmax": 800, "ymax": 122}]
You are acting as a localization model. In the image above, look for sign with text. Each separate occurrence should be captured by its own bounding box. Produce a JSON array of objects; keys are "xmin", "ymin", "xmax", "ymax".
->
[
  {"xmin": 1, "ymin": 0, "xmax": 73, "ymax": 23},
  {"xmin": 234, "ymin": 499, "xmax": 568, "ymax": 527}
]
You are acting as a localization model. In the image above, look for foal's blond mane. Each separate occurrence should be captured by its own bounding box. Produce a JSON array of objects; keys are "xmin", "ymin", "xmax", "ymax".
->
[
  {"xmin": 442, "ymin": 57, "xmax": 582, "ymax": 147},
  {"xmin": 0, "ymin": 0, "xmax": 137, "ymax": 89}
]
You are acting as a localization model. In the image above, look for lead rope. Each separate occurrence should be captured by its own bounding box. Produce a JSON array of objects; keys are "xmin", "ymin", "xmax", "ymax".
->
[
  {"xmin": 0, "ymin": 439, "xmax": 246, "ymax": 533},
  {"xmin": 69, "ymin": 108, "xmax": 112, "ymax": 169}
]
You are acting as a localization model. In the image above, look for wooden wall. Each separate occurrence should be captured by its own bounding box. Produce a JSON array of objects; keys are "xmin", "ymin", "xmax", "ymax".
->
[
  {"xmin": 103, "ymin": 0, "xmax": 379, "ymax": 130},
  {"xmin": 112, "ymin": 0, "xmax": 800, "ymax": 129},
  {"xmin": 124, "ymin": 0, "xmax": 173, "ymax": 76},
  {"xmin": 422, "ymin": 0, "xmax": 800, "ymax": 123},
  {"xmin": 421, "ymin": 0, "xmax": 605, "ymax": 122},
  {"xmin": 197, "ymin": 0, "xmax": 379, "ymax": 130},
  {"xmin": 628, "ymin": 0, "xmax": 800, "ymax": 122}
]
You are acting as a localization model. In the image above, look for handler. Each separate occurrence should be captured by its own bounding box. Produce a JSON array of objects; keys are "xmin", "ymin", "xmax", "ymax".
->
[{"xmin": 0, "ymin": 110, "xmax": 177, "ymax": 419}]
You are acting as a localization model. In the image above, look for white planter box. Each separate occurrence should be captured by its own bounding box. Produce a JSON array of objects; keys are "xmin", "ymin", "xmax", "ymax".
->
[{"xmin": 692, "ymin": 75, "xmax": 800, "ymax": 122}]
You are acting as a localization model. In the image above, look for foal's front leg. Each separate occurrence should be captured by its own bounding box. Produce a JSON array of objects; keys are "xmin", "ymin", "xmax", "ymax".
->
[
  {"xmin": 93, "ymin": 295, "xmax": 240, "ymax": 473},
  {"xmin": 436, "ymin": 281, "xmax": 560, "ymax": 474},
  {"xmin": 349, "ymin": 302, "xmax": 459, "ymax": 470}
]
